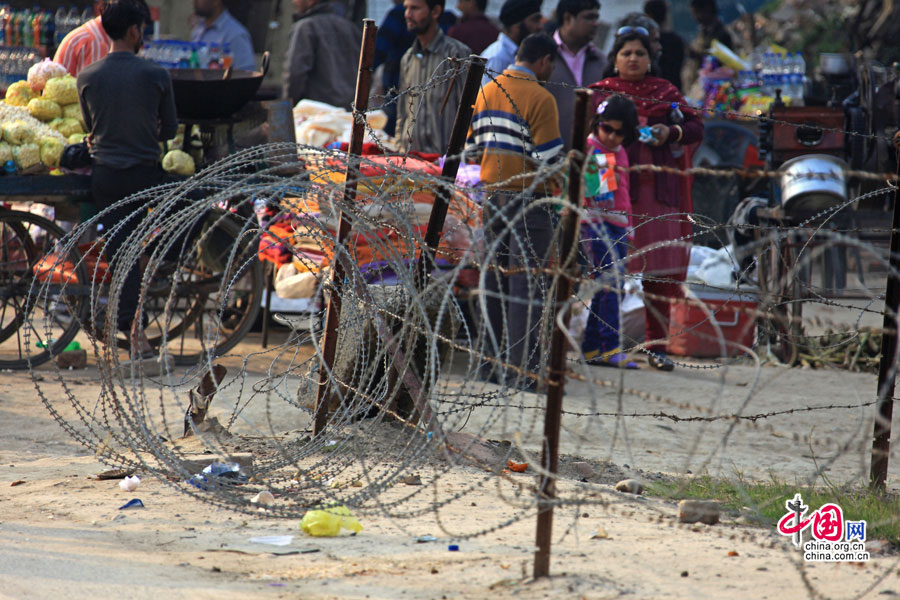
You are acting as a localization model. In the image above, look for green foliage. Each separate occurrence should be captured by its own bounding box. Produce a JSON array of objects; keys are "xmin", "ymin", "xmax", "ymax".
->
[{"xmin": 648, "ymin": 472, "xmax": 900, "ymax": 545}]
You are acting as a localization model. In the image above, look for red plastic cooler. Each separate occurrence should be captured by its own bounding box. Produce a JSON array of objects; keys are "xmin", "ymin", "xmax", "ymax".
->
[{"xmin": 667, "ymin": 285, "xmax": 758, "ymax": 358}]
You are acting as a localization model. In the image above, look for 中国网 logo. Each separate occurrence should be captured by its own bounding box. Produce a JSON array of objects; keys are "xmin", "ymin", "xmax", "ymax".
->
[{"xmin": 777, "ymin": 493, "xmax": 869, "ymax": 562}]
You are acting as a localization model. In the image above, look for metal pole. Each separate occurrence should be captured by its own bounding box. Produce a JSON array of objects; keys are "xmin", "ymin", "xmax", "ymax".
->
[
  {"xmin": 409, "ymin": 54, "xmax": 483, "ymax": 423},
  {"xmin": 534, "ymin": 88, "xmax": 590, "ymax": 578},
  {"xmin": 870, "ymin": 130, "xmax": 900, "ymax": 489},
  {"xmin": 313, "ymin": 19, "xmax": 377, "ymax": 437},
  {"xmin": 416, "ymin": 56, "xmax": 485, "ymax": 288}
]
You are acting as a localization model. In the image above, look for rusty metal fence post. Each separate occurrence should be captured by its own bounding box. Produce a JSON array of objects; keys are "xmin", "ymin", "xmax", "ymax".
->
[
  {"xmin": 534, "ymin": 88, "xmax": 590, "ymax": 578},
  {"xmin": 313, "ymin": 19, "xmax": 377, "ymax": 437},
  {"xmin": 417, "ymin": 56, "xmax": 486, "ymax": 287},
  {"xmin": 870, "ymin": 130, "xmax": 900, "ymax": 489}
]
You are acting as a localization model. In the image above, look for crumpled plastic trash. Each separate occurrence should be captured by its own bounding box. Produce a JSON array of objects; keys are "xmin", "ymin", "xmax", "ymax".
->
[
  {"xmin": 250, "ymin": 491, "xmax": 275, "ymax": 506},
  {"xmin": 119, "ymin": 475, "xmax": 141, "ymax": 492},
  {"xmin": 187, "ymin": 462, "xmax": 249, "ymax": 490},
  {"xmin": 162, "ymin": 149, "xmax": 195, "ymax": 175},
  {"xmin": 250, "ymin": 535, "xmax": 293, "ymax": 546},
  {"xmin": 300, "ymin": 504, "xmax": 363, "ymax": 537}
]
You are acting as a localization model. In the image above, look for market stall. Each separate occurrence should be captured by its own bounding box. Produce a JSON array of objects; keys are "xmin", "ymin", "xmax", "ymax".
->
[{"xmin": 0, "ymin": 54, "xmax": 279, "ymax": 369}]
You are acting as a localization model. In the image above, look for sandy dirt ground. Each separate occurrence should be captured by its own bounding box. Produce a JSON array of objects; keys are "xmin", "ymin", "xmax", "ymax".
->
[{"xmin": 3, "ymin": 312, "xmax": 900, "ymax": 600}]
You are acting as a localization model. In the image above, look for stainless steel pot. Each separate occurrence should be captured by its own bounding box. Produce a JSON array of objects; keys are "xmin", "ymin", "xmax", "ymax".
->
[
  {"xmin": 819, "ymin": 53, "xmax": 852, "ymax": 76},
  {"xmin": 779, "ymin": 154, "xmax": 847, "ymax": 212}
]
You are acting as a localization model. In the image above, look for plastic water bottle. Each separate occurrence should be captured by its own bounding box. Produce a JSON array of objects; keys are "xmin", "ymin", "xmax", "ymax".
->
[
  {"xmin": 208, "ymin": 43, "xmax": 221, "ymax": 68},
  {"xmin": 221, "ymin": 42, "xmax": 233, "ymax": 69},
  {"xmin": 669, "ymin": 101, "xmax": 684, "ymax": 124},
  {"xmin": 53, "ymin": 6, "xmax": 65, "ymax": 44},
  {"xmin": 669, "ymin": 102, "xmax": 684, "ymax": 157},
  {"xmin": 177, "ymin": 43, "xmax": 191, "ymax": 68},
  {"xmin": 64, "ymin": 7, "xmax": 79, "ymax": 39},
  {"xmin": 253, "ymin": 197, "xmax": 270, "ymax": 227},
  {"xmin": 189, "ymin": 42, "xmax": 200, "ymax": 68},
  {"xmin": 20, "ymin": 7, "xmax": 31, "ymax": 47},
  {"xmin": 760, "ymin": 53, "xmax": 773, "ymax": 96},
  {"xmin": 770, "ymin": 52, "xmax": 786, "ymax": 101},
  {"xmin": 42, "ymin": 9, "xmax": 54, "ymax": 48},
  {"xmin": 790, "ymin": 52, "xmax": 806, "ymax": 106},
  {"xmin": 196, "ymin": 42, "xmax": 209, "ymax": 70},
  {"xmin": 0, "ymin": 5, "xmax": 7, "ymax": 45},
  {"xmin": 781, "ymin": 52, "xmax": 796, "ymax": 104}
]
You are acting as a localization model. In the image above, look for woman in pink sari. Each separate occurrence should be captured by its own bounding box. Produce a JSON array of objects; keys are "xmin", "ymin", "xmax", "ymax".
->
[{"xmin": 589, "ymin": 28, "xmax": 704, "ymax": 371}]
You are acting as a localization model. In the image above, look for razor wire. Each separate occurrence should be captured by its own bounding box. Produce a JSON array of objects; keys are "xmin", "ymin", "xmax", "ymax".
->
[{"xmin": 2, "ymin": 55, "xmax": 899, "ymax": 599}]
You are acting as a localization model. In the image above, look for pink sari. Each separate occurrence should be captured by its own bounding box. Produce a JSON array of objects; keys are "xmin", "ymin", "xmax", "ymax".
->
[{"xmin": 589, "ymin": 76, "xmax": 705, "ymax": 350}]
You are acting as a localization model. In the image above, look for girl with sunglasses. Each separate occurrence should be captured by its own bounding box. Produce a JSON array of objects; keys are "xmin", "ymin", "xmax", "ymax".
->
[
  {"xmin": 580, "ymin": 94, "xmax": 639, "ymax": 369},
  {"xmin": 588, "ymin": 30, "xmax": 704, "ymax": 372}
]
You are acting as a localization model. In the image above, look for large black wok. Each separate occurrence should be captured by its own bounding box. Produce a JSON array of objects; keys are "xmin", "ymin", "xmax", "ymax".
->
[{"xmin": 169, "ymin": 51, "xmax": 270, "ymax": 119}]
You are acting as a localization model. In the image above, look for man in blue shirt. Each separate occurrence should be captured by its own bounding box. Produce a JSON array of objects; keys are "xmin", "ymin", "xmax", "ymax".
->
[
  {"xmin": 480, "ymin": 0, "xmax": 543, "ymax": 87},
  {"xmin": 191, "ymin": 0, "xmax": 256, "ymax": 71}
]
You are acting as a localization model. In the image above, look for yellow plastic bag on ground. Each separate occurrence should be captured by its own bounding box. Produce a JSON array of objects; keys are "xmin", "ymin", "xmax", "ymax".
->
[{"xmin": 300, "ymin": 505, "xmax": 363, "ymax": 537}]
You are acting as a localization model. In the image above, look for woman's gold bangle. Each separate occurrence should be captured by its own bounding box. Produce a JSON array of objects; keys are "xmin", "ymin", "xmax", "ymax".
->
[{"xmin": 673, "ymin": 125, "xmax": 683, "ymax": 143}]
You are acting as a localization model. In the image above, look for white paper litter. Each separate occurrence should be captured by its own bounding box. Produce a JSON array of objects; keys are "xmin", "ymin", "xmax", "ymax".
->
[{"xmin": 249, "ymin": 535, "xmax": 294, "ymax": 546}]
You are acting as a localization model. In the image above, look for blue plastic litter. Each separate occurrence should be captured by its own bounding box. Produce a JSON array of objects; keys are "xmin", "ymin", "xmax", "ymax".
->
[
  {"xmin": 119, "ymin": 498, "xmax": 145, "ymax": 510},
  {"xmin": 186, "ymin": 462, "xmax": 249, "ymax": 490},
  {"xmin": 448, "ymin": 544, "xmax": 459, "ymax": 551}
]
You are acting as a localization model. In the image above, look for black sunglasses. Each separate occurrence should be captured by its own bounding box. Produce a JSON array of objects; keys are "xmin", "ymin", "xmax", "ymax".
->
[
  {"xmin": 616, "ymin": 25, "xmax": 649, "ymax": 37},
  {"xmin": 599, "ymin": 122, "xmax": 626, "ymax": 137}
]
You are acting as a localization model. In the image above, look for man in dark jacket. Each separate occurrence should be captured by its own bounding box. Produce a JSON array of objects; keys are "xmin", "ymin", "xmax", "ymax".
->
[
  {"xmin": 547, "ymin": 0, "xmax": 605, "ymax": 150},
  {"xmin": 77, "ymin": 0, "xmax": 177, "ymax": 356},
  {"xmin": 447, "ymin": 0, "xmax": 499, "ymax": 55},
  {"xmin": 283, "ymin": 0, "xmax": 362, "ymax": 109},
  {"xmin": 644, "ymin": 0, "xmax": 685, "ymax": 90}
]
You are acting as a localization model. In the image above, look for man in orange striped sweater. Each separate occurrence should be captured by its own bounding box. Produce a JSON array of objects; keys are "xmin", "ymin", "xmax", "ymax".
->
[{"xmin": 465, "ymin": 32, "xmax": 563, "ymax": 392}]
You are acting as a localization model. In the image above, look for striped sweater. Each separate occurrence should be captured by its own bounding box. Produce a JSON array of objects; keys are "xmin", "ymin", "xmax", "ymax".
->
[
  {"xmin": 53, "ymin": 17, "xmax": 111, "ymax": 77},
  {"xmin": 465, "ymin": 66, "xmax": 564, "ymax": 194}
]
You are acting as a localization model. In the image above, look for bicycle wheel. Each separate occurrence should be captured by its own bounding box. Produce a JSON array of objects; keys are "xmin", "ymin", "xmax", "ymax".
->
[
  {"xmin": 0, "ymin": 210, "xmax": 89, "ymax": 369},
  {"xmin": 120, "ymin": 211, "xmax": 263, "ymax": 365}
]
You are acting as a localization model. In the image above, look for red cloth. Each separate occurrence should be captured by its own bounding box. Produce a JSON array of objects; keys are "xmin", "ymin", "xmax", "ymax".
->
[
  {"xmin": 448, "ymin": 14, "xmax": 500, "ymax": 55},
  {"xmin": 330, "ymin": 142, "xmax": 385, "ymax": 156},
  {"xmin": 588, "ymin": 76, "xmax": 704, "ymax": 351}
]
